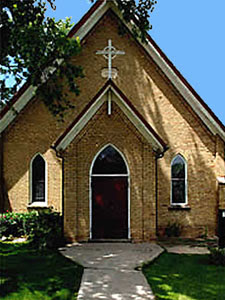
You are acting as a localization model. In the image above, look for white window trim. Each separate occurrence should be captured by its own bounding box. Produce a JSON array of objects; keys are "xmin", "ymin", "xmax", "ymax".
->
[
  {"xmin": 29, "ymin": 153, "xmax": 48, "ymax": 207},
  {"xmin": 89, "ymin": 144, "xmax": 130, "ymax": 240},
  {"xmin": 170, "ymin": 154, "xmax": 188, "ymax": 206}
]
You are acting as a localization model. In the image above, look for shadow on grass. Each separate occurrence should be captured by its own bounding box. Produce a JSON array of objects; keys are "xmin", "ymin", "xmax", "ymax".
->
[
  {"xmin": 0, "ymin": 241, "xmax": 83, "ymax": 300},
  {"xmin": 143, "ymin": 252, "xmax": 225, "ymax": 300}
]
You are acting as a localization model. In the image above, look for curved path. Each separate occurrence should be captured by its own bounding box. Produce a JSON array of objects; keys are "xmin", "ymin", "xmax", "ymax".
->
[{"xmin": 60, "ymin": 243, "xmax": 163, "ymax": 300}]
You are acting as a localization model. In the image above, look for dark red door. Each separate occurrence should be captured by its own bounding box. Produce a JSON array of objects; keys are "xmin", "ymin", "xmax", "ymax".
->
[{"xmin": 92, "ymin": 176, "xmax": 128, "ymax": 239}]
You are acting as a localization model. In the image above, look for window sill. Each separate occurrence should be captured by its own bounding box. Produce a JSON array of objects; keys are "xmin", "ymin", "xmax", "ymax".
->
[
  {"xmin": 27, "ymin": 202, "xmax": 49, "ymax": 209},
  {"xmin": 168, "ymin": 205, "xmax": 191, "ymax": 211}
]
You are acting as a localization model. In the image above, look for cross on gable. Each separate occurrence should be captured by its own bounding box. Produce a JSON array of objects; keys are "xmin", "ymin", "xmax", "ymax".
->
[{"xmin": 96, "ymin": 39, "xmax": 125, "ymax": 79}]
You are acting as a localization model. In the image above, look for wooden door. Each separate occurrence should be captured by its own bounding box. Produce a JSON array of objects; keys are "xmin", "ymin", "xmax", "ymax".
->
[{"xmin": 92, "ymin": 176, "xmax": 128, "ymax": 239}]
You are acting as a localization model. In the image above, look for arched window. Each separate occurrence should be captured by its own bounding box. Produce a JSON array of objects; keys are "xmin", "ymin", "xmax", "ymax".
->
[
  {"xmin": 171, "ymin": 154, "xmax": 187, "ymax": 205},
  {"xmin": 30, "ymin": 154, "xmax": 46, "ymax": 203},
  {"xmin": 92, "ymin": 145, "xmax": 128, "ymax": 175}
]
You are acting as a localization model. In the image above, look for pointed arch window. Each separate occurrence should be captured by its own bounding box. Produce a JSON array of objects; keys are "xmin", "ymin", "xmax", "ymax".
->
[
  {"xmin": 30, "ymin": 154, "xmax": 47, "ymax": 204},
  {"xmin": 92, "ymin": 145, "xmax": 128, "ymax": 175},
  {"xmin": 171, "ymin": 155, "xmax": 187, "ymax": 205}
]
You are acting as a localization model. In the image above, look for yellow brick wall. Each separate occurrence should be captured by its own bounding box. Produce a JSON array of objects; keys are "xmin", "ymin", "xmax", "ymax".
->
[
  {"xmin": 219, "ymin": 184, "xmax": 225, "ymax": 209},
  {"xmin": 3, "ymin": 11, "xmax": 224, "ymax": 240},
  {"xmin": 63, "ymin": 102, "xmax": 156, "ymax": 242},
  {"xmin": 3, "ymin": 101, "xmax": 62, "ymax": 213}
]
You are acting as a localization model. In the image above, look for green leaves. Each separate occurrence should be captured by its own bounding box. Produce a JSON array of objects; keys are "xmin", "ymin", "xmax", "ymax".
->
[
  {"xmin": 91, "ymin": 0, "xmax": 157, "ymax": 42},
  {"xmin": 1, "ymin": 0, "xmax": 156, "ymax": 118},
  {"xmin": 0, "ymin": 0, "xmax": 83, "ymax": 119},
  {"xmin": 117, "ymin": 0, "xmax": 157, "ymax": 42},
  {"xmin": 0, "ymin": 210, "xmax": 63, "ymax": 249}
]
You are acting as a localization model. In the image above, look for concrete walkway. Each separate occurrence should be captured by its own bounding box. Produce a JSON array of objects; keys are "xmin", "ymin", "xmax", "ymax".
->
[{"xmin": 60, "ymin": 243, "xmax": 163, "ymax": 300}]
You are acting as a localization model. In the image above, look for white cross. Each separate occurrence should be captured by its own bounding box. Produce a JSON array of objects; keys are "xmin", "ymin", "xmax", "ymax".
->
[{"xmin": 96, "ymin": 39, "xmax": 125, "ymax": 79}]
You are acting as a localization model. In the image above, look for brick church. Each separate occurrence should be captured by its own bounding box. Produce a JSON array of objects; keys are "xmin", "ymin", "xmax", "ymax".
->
[{"xmin": 1, "ymin": 0, "xmax": 225, "ymax": 242}]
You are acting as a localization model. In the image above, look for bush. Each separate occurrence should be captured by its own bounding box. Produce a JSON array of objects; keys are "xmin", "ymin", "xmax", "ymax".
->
[
  {"xmin": 0, "ymin": 210, "xmax": 63, "ymax": 249},
  {"xmin": 0, "ymin": 210, "xmax": 38, "ymax": 238},
  {"xmin": 29, "ymin": 210, "xmax": 64, "ymax": 250},
  {"xmin": 165, "ymin": 221, "xmax": 182, "ymax": 237},
  {"xmin": 209, "ymin": 247, "xmax": 225, "ymax": 266}
]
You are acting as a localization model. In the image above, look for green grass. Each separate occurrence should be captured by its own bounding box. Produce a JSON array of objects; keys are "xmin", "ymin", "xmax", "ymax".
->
[
  {"xmin": 0, "ymin": 241, "xmax": 83, "ymax": 300},
  {"xmin": 143, "ymin": 252, "xmax": 225, "ymax": 300}
]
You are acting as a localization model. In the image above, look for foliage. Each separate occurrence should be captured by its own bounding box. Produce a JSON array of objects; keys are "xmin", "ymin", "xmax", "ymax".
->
[
  {"xmin": 0, "ymin": 242, "xmax": 83, "ymax": 300},
  {"xmin": 0, "ymin": 210, "xmax": 38, "ymax": 238},
  {"xmin": 1, "ymin": 0, "xmax": 156, "ymax": 119},
  {"xmin": 143, "ymin": 252, "xmax": 225, "ymax": 300},
  {"xmin": 209, "ymin": 247, "xmax": 225, "ymax": 266},
  {"xmin": 0, "ymin": 210, "xmax": 63, "ymax": 249},
  {"xmin": 29, "ymin": 210, "xmax": 64, "ymax": 249},
  {"xmin": 200, "ymin": 225, "xmax": 208, "ymax": 239},
  {"xmin": 92, "ymin": 0, "xmax": 157, "ymax": 42},
  {"xmin": 1, "ymin": 0, "xmax": 83, "ymax": 120},
  {"xmin": 165, "ymin": 221, "xmax": 182, "ymax": 237},
  {"xmin": 115, "ymin": 0, "xmax": 157, "ymax": 41}
]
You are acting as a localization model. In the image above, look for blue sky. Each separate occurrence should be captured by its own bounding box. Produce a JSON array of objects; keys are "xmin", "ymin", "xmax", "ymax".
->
[{"xmin": 46, "ymin": 0, "xmax": 225, "ymax": 125}]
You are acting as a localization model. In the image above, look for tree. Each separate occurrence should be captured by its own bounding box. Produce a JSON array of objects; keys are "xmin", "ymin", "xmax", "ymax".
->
[
  {"xmin": 0, "ymin": 0, "xmax": 156, "ymax": 118},
  {"xmin": 0, "ymin": 0, "xmax": 156, "ymax": 211},
  {"xmin": 103, "ymin": 0, "xmax": 157, "ymax": 41},
  {"xmin": 1, "ymin": 0, "xmax": 84, "ymax": 119}
]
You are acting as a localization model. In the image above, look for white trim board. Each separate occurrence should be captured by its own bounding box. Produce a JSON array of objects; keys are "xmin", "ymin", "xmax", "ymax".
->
[
  {"xmin": 0, "ymin": 86, "xmax": 37, "ymax": 134},
  {"xmin": 56, "ymin": 89, "xmax": 109, "ymax": 151},
  {"xmin": 29, "ymin": 153, "xmax": 48, "ymax": 206},
  {"xmin": 75, "ymin": 0, "xmax": 108, "ymax": 42},
  {"xmin": 111, "ymin": 86, "xmax": 162, "ymax": 151},
  {"xmin": 55, "ymin": 84, "xmax": 165, "ymax": 152},
  {"xmin": 170, "ymin": 154, "xmax": 188, "ymax": 206}
]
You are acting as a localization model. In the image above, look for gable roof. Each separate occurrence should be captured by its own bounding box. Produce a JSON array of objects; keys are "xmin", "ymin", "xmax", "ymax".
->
[
  {"xmin": 1, "ymin": 0, "xmax": 225, "ymax": 142},
  {"xmin": 54, "ymin": 79, "xmax": 168, "ymax": 153}
]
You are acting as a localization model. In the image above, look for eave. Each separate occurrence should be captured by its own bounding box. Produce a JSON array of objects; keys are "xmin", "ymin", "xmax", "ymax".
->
[{"xmin": 54, "ymin": 79, "xmax": 168, "ymax": 153}]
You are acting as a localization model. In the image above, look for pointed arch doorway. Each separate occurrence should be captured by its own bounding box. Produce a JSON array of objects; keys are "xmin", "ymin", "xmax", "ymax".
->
[{"xmin": 90, "ymin": 145, "xmax": 130, "ymax": 240}]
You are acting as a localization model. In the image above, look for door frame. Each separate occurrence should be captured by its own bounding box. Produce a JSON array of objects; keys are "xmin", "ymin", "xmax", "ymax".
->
[{"xmin": 89, "ymin": 144, "xmax": 130, "ymax": 240}]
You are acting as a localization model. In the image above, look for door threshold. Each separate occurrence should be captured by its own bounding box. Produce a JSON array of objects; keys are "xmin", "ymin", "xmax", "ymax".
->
[{"xmin": 89, "ymin": 239, "xmax": 132, "ymax": 243}]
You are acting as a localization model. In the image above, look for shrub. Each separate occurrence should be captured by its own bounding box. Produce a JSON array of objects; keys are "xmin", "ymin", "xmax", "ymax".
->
[
  {"xmin": 0, "ymin": 210, "xmax": 63, "ymax": 249},
  {"xmin": 29, "ymin": 210, "xmax": 64, "ymax": 250},
  {"xmin": 165, "ymin": 221, "xmax": 182, "ymax": 237},
  {"xmin": 209, "ymin": 247, "xmax": 225, "ymax": 266},
  {"xmin": 0, "ymin": 210, "xmax": 38, "ymax": 238}
]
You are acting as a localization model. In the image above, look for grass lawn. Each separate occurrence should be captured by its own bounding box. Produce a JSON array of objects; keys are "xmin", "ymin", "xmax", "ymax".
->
[
  {"xmin": 0, "ymin": 241, "xmax": 83, "ymax": 300},
  {"xmin": 143, "ymin": 252, "xmax": 225, "ymax": 300}
]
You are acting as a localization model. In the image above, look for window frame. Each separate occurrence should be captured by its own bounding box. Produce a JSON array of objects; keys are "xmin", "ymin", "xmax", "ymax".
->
[
  {"xmin": 29, "ymin": 153, "xmax": 48, "ymax": 207},
  {"xmin": 170, "ymin": 154, "xmax": 188, "ymax": 206}
]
